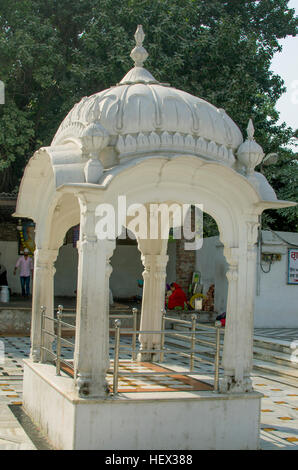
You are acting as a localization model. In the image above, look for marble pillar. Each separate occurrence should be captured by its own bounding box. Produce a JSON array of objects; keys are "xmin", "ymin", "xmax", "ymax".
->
[
  {"xmin": 30, "ymin": 248, "xmax": 58, "ymax": 362},
  {"xmin": 73, "ymin": 198, "xmax": 115, "ymax": 398},
  {"xmin": 220, "ymin": 218, "xmax": 259, "ymax": 393},
  {"xmin": 138, "ymin": 250, "xmax": 168, "ymax": 361}
]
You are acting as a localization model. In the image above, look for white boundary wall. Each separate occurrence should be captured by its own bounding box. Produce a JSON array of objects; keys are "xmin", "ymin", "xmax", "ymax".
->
[{"xmin": 196, "ymin": 231, "xmax": 298, "ymax": 328}]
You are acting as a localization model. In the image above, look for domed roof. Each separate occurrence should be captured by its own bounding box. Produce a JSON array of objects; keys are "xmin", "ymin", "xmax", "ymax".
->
[{"xmin": 52, "ymin": 25, "xmax": 243, "ymax": 166}]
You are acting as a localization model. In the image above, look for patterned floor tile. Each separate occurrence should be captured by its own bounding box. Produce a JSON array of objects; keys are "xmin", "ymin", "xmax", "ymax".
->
[{"xmin": 0, "ymin": 336, "xmax": 297, "ymax": 450}]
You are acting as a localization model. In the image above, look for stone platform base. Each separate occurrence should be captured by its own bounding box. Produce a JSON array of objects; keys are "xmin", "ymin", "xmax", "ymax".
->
[{"xmin": 22, "ymin": 359, "xmax": 262, "ymax": 450}]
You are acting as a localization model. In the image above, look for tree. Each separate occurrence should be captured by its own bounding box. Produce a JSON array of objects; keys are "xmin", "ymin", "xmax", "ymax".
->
[{"xmin": 0, "ymin": 0, "xmax": 297, "ymax": 229}]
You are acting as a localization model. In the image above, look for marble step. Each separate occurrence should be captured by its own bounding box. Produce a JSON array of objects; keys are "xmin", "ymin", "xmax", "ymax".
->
[
  {"xmin": 165, "ymin": 331, "xmax": 298, "ymax": 381},
  {"xmin": 253, "ymin": 336, "xmax": 294, "ymax": 355},
  {"xmin": 172, "ymin": 324, "xmax": 295, "ymax": 354},
  {"xmin": 251, "ymin": 371, "xmax": 298, "ymax": 389},
  {"xmin": 175, "ymin": 327, "xmax": 295, "ymax": 354},
  {"xmin": 253, "ymin": 346, "xmax": 298, "ymax": 369},
  {"xmin": 253, "ymin": 358, "xmax": 298, "ymax": 380},
  {"xmin": 164, "ymin": 334, "xmax": 218, "ymax": 363}
]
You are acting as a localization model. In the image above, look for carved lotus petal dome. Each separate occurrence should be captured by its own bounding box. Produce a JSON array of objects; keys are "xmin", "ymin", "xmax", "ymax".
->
[
  {"xmin": 52, "ymin": 83, "xmax": 243, "ymax": 157},
  {"xmin": 52, "ymin": 26, "xmax": 243, "ymax": 166}
]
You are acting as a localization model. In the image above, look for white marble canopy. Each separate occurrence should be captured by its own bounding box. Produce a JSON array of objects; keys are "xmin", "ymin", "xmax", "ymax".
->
[{"xmin": 15, "ymin": 25, "xmax": 295, "ymax": 400}]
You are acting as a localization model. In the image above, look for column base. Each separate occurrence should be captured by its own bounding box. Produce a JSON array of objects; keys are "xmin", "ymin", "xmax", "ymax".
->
[
  {"xmin": 220, "ymin": 374, "xmax": 253, "ymax": 394},
  {"xmin": 137, "ymin": 343, "xmax": 161, "ymax": 362},
  {"xmin": 75, "ymin": 372, "xmax": 110, "ymax": 399},
  {"xmin": 136, "ymin": 352, "xmax": 160, "ymax": 362},
  {"xmin": 30, "ymin": 348, "xmax": 40, "ymax": 363}
]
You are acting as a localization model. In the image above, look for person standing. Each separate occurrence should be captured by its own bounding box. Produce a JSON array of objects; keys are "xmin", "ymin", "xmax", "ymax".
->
[{"xmin": 13, "ymin": 248, "xmax": 33, "ymax": 297}]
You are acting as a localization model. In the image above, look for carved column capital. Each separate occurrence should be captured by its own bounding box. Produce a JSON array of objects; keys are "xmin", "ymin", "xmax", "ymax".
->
[
  {"xmin": 245, "ymin": 219, "xmax": 260, "ymax": 248},
  {"xmin": 141, "ymin": 253, "xmax": 168, "ymax": 280},
  {"xmin": 141, "ymin": 253, "xmax": 169, "ymax": 268},
  {"xmin": 78, "ymin": 197, "xmax": 98, "ymax": 244},
  {"xmin": 223, "ymin": 246, "xmax": 240, "ymax": 268},
  {"xmin": 226, "ymin": 267, "xmax": 238, "ymax": 282},
  {"xmin": 35, "ymin": 248, "xmax": 58, "ymax": 269}
]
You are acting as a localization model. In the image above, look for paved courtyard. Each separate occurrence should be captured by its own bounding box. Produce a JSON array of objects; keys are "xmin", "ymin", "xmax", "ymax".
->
[{"xmin": 0, "ymin": 334, "xmax": 297, "ymax": 450}]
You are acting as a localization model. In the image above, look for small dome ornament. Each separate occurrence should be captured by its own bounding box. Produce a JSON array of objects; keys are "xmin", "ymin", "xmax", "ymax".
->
[
  {"xmin": 80, "ymin": 115, "xmax": 108, "ymax": 183},
  {"xmin": 237, "ymin": 119, "xmax": 264, "ymax": 176},
  {"xmin": 80, "ymin": 120, "xmax": 110, "ymax": 159}
]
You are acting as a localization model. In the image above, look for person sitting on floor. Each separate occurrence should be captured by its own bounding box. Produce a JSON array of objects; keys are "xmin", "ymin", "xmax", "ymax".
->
[{"xmin": 167, "ymin": 282, "xmax": 188, "ymax": 310}]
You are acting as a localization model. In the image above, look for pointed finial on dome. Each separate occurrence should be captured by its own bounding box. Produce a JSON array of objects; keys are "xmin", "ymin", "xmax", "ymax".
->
[
  {"xmin": 135, "ymin": 24, "xmax": 145, "ymax": 47},
  {"xmin": 130, "ymin": 25, "xmax": 149, "ymax": 67},
  {"xmin": 237, "ymin": 117, "xmax": 264, "ymax": 176},
  {"xmin": 247, "ymin": 118, "xmax": 255, "ymax": 140}
]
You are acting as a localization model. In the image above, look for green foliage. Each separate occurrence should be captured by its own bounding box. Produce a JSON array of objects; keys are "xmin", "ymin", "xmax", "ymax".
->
[
  {"xmin": 0, "ymin": 0, "xmax": 297, "ymax": 229},
  {"xmin": 262, "ymin": 147, "xmax": 298, "ymax": 231}
]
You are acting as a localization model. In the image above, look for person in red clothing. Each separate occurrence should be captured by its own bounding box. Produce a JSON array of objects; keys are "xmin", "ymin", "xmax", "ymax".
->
[
  {"xmin": 167, "ymin": 282, "xmax": 188, "ymax": 310},
  {"xmin": 216, "ymin": 311, "xmax": 226, "ymax": 327}
]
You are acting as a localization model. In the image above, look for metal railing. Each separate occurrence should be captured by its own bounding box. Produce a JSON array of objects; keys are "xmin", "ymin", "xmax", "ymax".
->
[
  {"xmin": 112, "ymin": 311, "xmax": 223, "ymax": 395},
  {"xmin": 40, "ymin": 305, "xmax": 76, "ymax": 376},
  {"xmin": 40, "ymin": 305, "xmax": 138, "ymax": 376},
  {"xmin": 110, "ymin": 307, "xmax": 138, "ymax": 360},
  {"xmin": 40, "ymin": 305, "xmax": 223, "ymax": 395},
  {"xmin": 161, "ymin": 312, "xmax": 224, "ymax": 392}
]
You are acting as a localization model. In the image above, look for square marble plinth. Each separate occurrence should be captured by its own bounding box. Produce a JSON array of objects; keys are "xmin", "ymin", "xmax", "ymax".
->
[{"xmin": 22, "ymin": 359, "xmax": 262, "ymax": 450}]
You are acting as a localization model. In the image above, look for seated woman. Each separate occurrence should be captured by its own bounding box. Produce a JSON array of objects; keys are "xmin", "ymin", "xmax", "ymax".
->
[{"xmin": 167, "ymin": 282, "xmax": 188, "ymax": 310}]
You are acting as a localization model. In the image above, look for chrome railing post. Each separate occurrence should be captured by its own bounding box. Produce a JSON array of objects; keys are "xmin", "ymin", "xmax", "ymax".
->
[
  {"xmin": 214, "ymin": 321, "xmax": 222, "ymax": 392},
  {"xmin": 190, "ymin": 314, "xmax": 197, "ymax": 371},
  {"xmin": 56, "ymin": 305, "xmax": 63, "ymax": 376},
  {"xmin": 40, "ymin": 306, "xmax": 46, "ymax": 363},
  {"xmin": 113, "ymin": 319, "xmax": 121, "ymax": 395},
  {"xmin": 132, "ymin": 308, "xmax": 138, "ymax": 361},
  {"xmin": 160, "ymin": 309, "xmax": 166, "ymax": 362}
]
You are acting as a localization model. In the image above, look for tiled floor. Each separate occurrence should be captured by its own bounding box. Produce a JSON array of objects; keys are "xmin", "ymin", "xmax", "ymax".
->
[
  {"xmin": 0, "ymin": 335, "xmax": 297, "ymax": 450},
  {"xmin": 0, "ymin": 337, "xmax": 35, "ymax": 450},
  {"xmin": 253, "ymin": 378, "xmax": 298, "ymax": 449},
  {"xmin": 0, "ymin": 337, "xmax": 30, "ymax": 406},
  {"xmin": 61, "ymin": 359, "xmax": 213, "ymax": 393}
]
